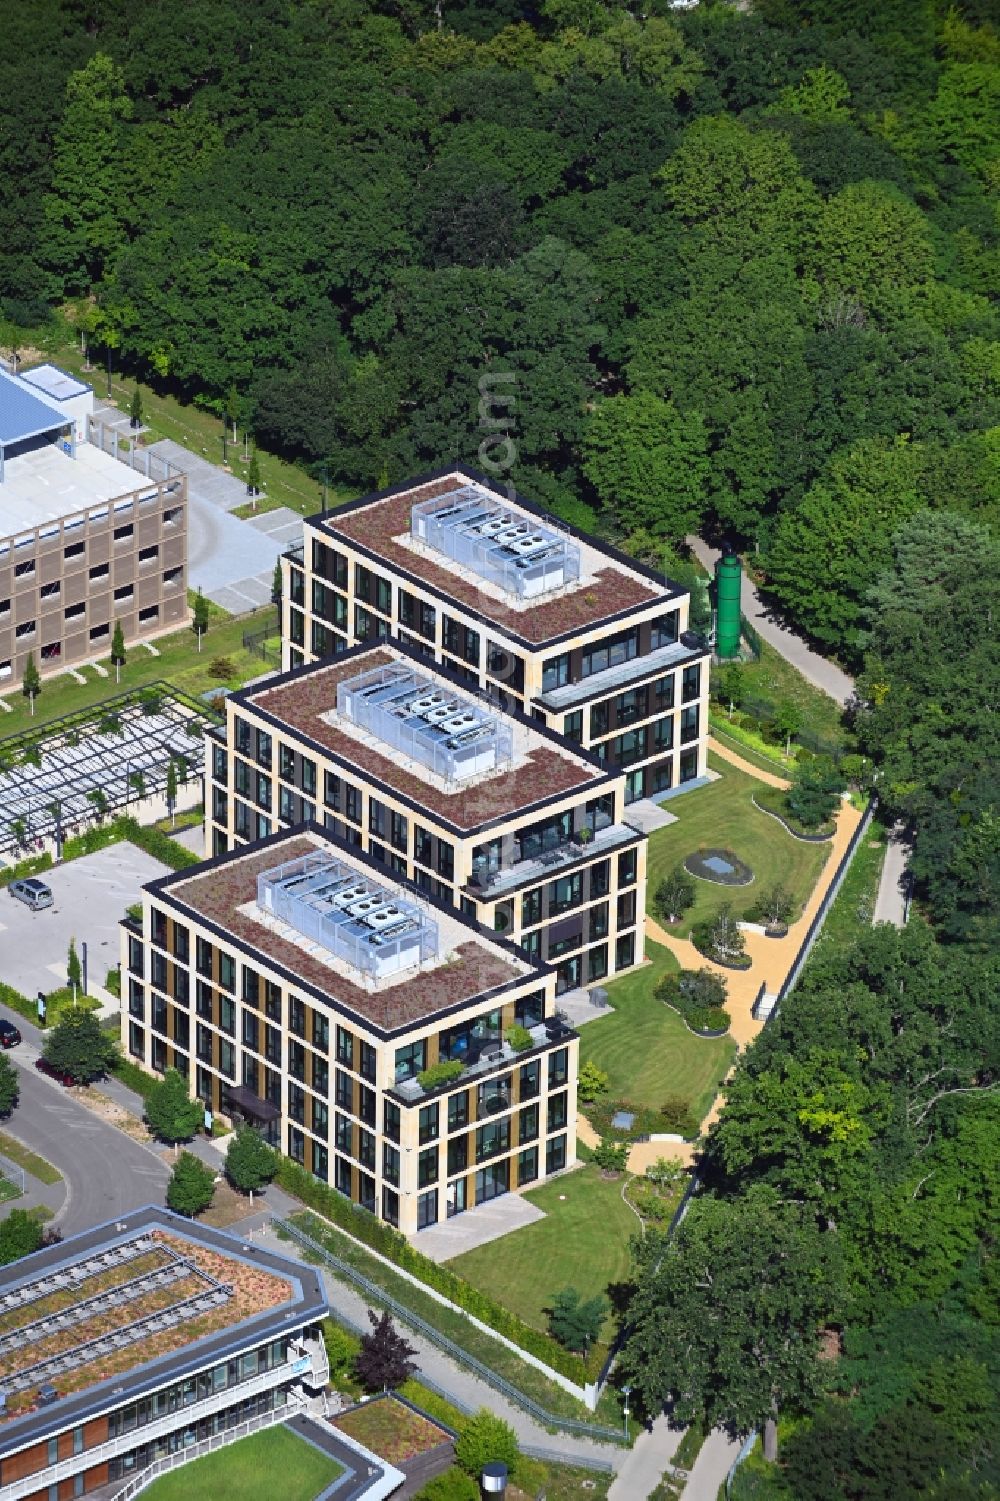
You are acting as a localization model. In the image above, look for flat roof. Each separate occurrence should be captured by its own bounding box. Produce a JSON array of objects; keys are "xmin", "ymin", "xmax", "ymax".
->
[
  {"xmin": 242, "ymin": 645, "xmax": 604, "ymax": 832},
  {"xmin": 313, "ymin": 469, "xmax": 680, "ymax": 647},
  {"xmin": 0, "ymin": 1206, "xmax": 326, "ymax": 1456},
  {"xmin": 0, "ymin": 439, "xmax": 153, "ymax": 543},
  {"xmin": 19, "ymin": 363, "xmax": 91, "ymax": 402},
  {"xmin": 0, "ymin": 368, "xmax": 67, "ymax": 448},
  {"xmin": 155, "ymin": 827, "xmax": 538, "ymax": 1033}
]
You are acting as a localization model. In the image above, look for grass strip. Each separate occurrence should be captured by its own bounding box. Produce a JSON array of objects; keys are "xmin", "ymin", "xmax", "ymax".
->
[{"xmin": 0, "ymin": 1130, "xmax": 62, "ymax": 1185}]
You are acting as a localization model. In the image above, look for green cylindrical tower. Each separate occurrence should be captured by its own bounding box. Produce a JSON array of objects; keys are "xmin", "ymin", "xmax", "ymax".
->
[{"xmin": 715, "ymin": 551, "xmax": 742, "ymax": 659}]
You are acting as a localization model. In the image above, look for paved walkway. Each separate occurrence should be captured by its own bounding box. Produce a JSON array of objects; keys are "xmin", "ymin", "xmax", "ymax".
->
[
  {"xmin": 688, "ymin": 538, "xmax": 855, "ymax": 707},
  {"xmin": 708, "ymin": 735, "xmax": 790, "ymax": 790},
  {"xmin": 874, "ymin": 823, "xmax": 909, "ymax": 928},
  {"xmin": 682, "ymin": 1428, "xmax": 742, "ymax": 1500},
  {"xmin": 608, "ymin": 1412, "xmax": 684, "ymax": 1500},
  {"xmin": 146, "ymin": 437, "xmax": 284, "ymax": 612},
  {"xmin": 415, "ymin": 1190, "xmax": 545, "ymax": 1263}
]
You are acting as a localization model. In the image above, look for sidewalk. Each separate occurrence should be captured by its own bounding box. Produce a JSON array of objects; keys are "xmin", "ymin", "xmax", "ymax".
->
[
  {"xmin": 607, "ymin": 1412, "xmax": 684, "ymax": 1499},
  {"xmin": 682, "ymin": 1428, "xmax": 742, "ymax": 1500}
]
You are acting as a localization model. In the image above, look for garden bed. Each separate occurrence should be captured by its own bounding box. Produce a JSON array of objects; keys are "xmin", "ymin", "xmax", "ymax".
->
[
  {"xmin": 751, "ymin": 788, "xmax": 835, "ymax": 841},
  {"xmin": 335, "ymin": 1393, "xmax": 453, "ymax": 1464}
]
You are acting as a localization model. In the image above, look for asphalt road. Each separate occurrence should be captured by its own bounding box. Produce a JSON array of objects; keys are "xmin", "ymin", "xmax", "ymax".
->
[{"xmin": 3, "ymin": 1028, "xmax": 170, "ymax": 1237}]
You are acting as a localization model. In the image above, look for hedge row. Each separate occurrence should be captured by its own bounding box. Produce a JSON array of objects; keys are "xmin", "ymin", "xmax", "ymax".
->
[
  {"xmin": 61, "ymin": 817, "xmax": 199, "ymax": 871},
  {"xmin": 275, "ymin": 1158, "xmax": 590, "ymax": 1385},
  {"xmin": 0, "ymin": 852, "xmax": 54, "ymax": 888}
]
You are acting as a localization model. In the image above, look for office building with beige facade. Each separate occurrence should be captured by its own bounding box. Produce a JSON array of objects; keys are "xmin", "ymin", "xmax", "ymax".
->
[
  {"xmin": 123, "ymin": 826, "xmax": 578, "ymax": 1234},
  {"xmin": 283, "ymin": 468, "xmax": 710, "ymax": 805},
  {"xmin": 0, "ymin": 364, "xmax": 187, "ymax": 687},
  {"xmin": 206, "ymin": 640, "xmax": 647, "ymax": 994}
]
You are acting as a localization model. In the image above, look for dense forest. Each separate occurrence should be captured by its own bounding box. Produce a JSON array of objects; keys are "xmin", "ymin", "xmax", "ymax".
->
[{"xmin": 2, "ymin": 3, "xmax": 998, "ymax": 1495}]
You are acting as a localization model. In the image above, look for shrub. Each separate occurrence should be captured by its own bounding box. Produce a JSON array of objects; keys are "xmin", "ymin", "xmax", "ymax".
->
[
  {"xmin": 594, "ymin": 1138, "xmax": 629, "ymax": 1174},
  {"xmin": 660, "ymin": 1095, "xmax": 700, "ymax": 1136},
  {"xmin": 454, "ymin": 1410, "xmax": 519, "ymax": 1478},
  {"xmin": 691, "ymin": 903, "xmax": 748, "ymax": 968},
  {"xmin": 414, "ymin": 1472, "xmax": 479, "ymax": 1501},
  {"xmin": 323, "ymin": 1319, "xmax": 362, "ymax": 1395},
  {"xmin": 166, "ymin": 1151, "xmax": 215, "ymax": 1217},
  {"xmin": 548, "ymin": 1287, "xmax": 607, "ymax": 1353},
  {"xmin": 786, "ymin": 761, "xmax": 845, "ymax": 830},
  {"xmin": 503, "ymin": 1024, "xmax": 533, "ymax": 1053},
  {"xmin": 746, "ymin": 884, "xmax": 795, "ymax": 927},
  {"xmin": 658, "ymin": 968, "xmax": 731, "ymax": 1034},
  {"xmin": 577, "ymin": 1060, "xmax": 609, "ymax": 1103},
  {"xmin": 417, "ymin": 1059, "xmax": 465, "ymax": 1091},
  {"xmin": 655, "ymin": 866, "xmax": 695, "ymax": 924},
  {"xmin": 209, "ymin": 655, "xmax": 237, "ymax": 680}
]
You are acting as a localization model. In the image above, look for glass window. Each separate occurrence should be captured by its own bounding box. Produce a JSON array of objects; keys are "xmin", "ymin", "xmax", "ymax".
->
[
  {"xmin": 546, "ymin": 1135, "xmax": 567, "ymax": 1175},
  {"xmin": 419, "ymin": 1102, "xmax": 439, "ymax": 1144},
  {"xmin": 384, "ymin": 1098, "xmax": 401, "ymax": 1143},
  {"xmin": 618, "ymin": 848, "xmax": 637, "ymax": 887},
  {"xmin": 520, "ymin": 1059, "xmax": 541, "ymax": 1099},
  {"xmin": 548, "ymin": 1091, "xmax": 568, "ymax": 1132},
  {"xmin": 417, "ymin": 1189, "xmax": 438, "ymax": 1229},
  {"xmin": 616, "ymin": 931, "xmax": 636, "ymax": 970},
  {"xmin": 521, "ymin": 888, "xmax": 542, "ymax": 928},
  {"xmin": 542, "ymin": 653, "xmax": 569, "ymax": 692},
  {"xmin": 448, "ymin": 1090, "xmax": 469, "ymax": 1133},
  {"xmin": 475, "ymin": 1160, "xmax": 509, "ymax": 1205},
  {"xmin": 447, "ymin": 1135, "xmax": 468, "ymax": 1175},
  {"xmin": 475, "ymin": 1117, "xmax": 510, "ymax": 1162},
  {"xmin": 563, "ymin": 710, "xmax": 582, "ymax": 743},
  {"xmin": 394, "ymin": 1039, "xmax": 426, "ymax": 1083},
  {"xmin": 519, "ymin": 1104, "xmax": 539, "ymax": 1144},
  {"xmin": 336, "ymin": 1026, "xmax": 354, "ymax": 1067},
  {"xmin": 518, "ymin": 1147, "xmax": 538, "ymax": 1186},
  {"xmin": 418, "ymin": 1147, "xmax": 439, "ymax": 1188},
  {"xmin": 383, "ymin": 1143, "xmax": 400, "ymax": 1185},
  {"xmin": 682, "ymin": 663, "xmax": 702, "ymax": 703},
  {"xmin": 548, "ymin": 1048, "xmax": 568, "ymax": 1087}
]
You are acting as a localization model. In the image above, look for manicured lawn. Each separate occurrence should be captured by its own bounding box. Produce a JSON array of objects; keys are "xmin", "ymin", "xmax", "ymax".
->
[
  {"xmin": 446, "ymin": 1164, "xmax": 637, "ymax": 1346},
  {"xmin": 646, "ymin": 755, "xmax": 831, "ymax": 929},
  {"xmin": 0, "ymin": 605, "xmax": 275, "ymax": 739},
  {"xmin": 336, "ymin": 1395, "xmax": 447, "ymax": 1463},
  {"xmin": 142, "ymin": 1423, "xmax": 342, "ymax": 1501},
  {"xmin": 579, "ymin": 942, "xmax": 735, "ymax": 1122}
]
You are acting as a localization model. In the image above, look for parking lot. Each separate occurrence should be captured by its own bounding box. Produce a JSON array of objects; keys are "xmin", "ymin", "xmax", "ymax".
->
[{"xmin": 0, "ymin": 845, "xmax": 170, "ymax": 999}]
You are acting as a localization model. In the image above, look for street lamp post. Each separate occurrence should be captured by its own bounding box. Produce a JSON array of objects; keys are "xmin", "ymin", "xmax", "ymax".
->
[{"xmin": 623, "ymin": 1385, "xmax": 632, "ymax": 1443}]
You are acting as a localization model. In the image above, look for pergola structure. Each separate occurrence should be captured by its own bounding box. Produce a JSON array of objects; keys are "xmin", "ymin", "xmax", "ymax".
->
[{"xmin": 0, "ymin": 685, "xmax": 212, "ymax": 856}]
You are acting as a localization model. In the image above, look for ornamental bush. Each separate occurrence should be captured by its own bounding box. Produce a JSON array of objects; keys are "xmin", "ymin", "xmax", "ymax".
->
[
  {"xmin": 658, "ymin": 969, "xmax": 732, "ymax": 1034},
  {"xmin": 503, "ymin": 1024, "xmax": 533, "ymax": 1052},
  {"xmin": 417, "ymin": 1059, "xmax": 465, "ymax": 1091}
]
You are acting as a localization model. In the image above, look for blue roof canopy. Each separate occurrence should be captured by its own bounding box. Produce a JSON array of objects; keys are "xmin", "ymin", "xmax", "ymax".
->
[{"xmin": 0, "ymin": 368, "xmax": 68, "ymax": 448}]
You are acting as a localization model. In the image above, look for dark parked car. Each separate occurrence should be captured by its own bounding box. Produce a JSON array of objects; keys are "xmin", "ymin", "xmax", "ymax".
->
[
  {"xmin": 35, "ymin": 1056, "xmax": 75, "ymax": 1087},
  {"xmin": 0, "ymin": 1020, "xmax": 21, "ymax": 1048}
]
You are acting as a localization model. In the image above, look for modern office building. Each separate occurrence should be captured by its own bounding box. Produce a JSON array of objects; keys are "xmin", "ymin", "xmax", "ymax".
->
[
  {"xmin": 0, "ymin": 1206, "xmax": 339, "ymax": 1501},
  {"xmin": 122, "ymin": 826, "xmax": 578, "ymax": 1234},
  {"xmin": 283, "ymin": 469, "xmax": 710, "ymax": 804},
  {"xmin": 0, "ymin": 365, "xmax": 187, "ymax": 687},
  {"xmin": 206, "ymin": 640, "xmax": 647, "ymax": 992}
]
